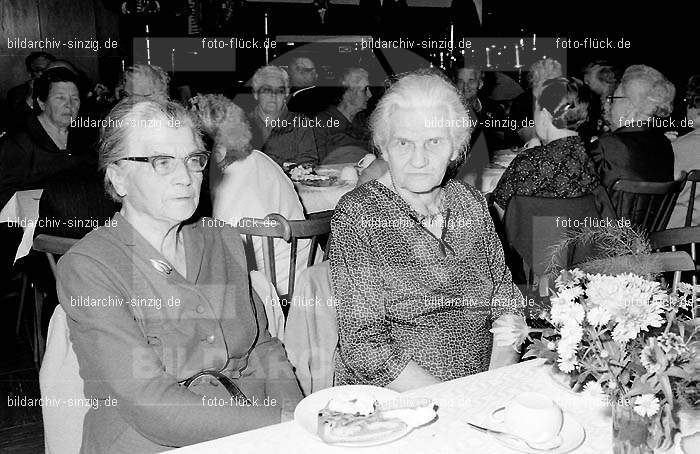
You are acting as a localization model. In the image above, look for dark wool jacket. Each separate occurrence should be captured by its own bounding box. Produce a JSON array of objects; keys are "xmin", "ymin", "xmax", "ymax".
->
[{"xmin": 0, "ymin": 115, "xmax": 97, "ymax": 207}]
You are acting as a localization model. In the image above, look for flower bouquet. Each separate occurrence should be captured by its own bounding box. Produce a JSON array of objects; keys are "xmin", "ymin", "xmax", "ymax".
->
[{"xmin": 492, "ymin": 270, "xmax": 699, "ymax": 453}]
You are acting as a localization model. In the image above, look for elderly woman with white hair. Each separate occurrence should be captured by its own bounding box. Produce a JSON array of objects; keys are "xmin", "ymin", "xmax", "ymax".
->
[
  {"xmin": 589, "ymin": 65, "xmax": 676, "ymax": 196},
  {"xmin": 247, "ymin": 65, "xmax": 319, "ymax": 167},
  {"xmin": 116, "ymin": 63, "xmax": 170, "ymax": 100},
  {"xmin": 330, "ymin": 71, "xmax": 525, "ymax": 391},
  {"xmin": 56, "ymin": 97, "xmax": 302, "ymax": 453},
  {"xmin": 192, "ymin": 93, "xmax": 311, "ymax": 295}
]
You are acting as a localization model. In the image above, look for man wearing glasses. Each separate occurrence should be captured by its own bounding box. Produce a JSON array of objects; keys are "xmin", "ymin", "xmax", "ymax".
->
[
  {"xmin": 286, "ymin": 56, "xmax": 329, "ymax": 116},
  {"xmin": 247, "ymin": 65, "xmax": 319, "ymax": 167}
]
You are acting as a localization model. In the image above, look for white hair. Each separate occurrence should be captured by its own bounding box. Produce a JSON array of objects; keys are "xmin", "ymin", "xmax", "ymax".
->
[
  {"xmin": 620, "ymin": 65, "xmax": 675, "ymax": 118},
  {"xmin": 370, "ymin": 71, "xmax": 471, "ymax": 167},
  {"xmin": 251, "ymin": 65, "xmax": 289, "ymax": 92}
]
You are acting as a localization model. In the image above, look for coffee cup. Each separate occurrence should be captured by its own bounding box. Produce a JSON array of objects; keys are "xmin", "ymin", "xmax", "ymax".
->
[{"xmin": 491, "ymin": 392, "xmax": 563, "ymax": 444}]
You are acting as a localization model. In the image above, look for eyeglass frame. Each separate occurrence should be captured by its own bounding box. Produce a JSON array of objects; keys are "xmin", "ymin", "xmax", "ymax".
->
[
  {"xmin": 605, "ymin": 95, "xmax": 628, "ymax": 104},
  {"xmin": 118, "ymin": 152, "xmax": 210, "ymax": 175},
  {"xmin": 257, "ymin": 85, "xmax": 288, "ymax": 97}
]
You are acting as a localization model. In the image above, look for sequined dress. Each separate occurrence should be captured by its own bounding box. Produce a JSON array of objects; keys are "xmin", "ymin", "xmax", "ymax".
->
[
  {"xmin": 492, "ymin": 135, "xmax": 600, "ymax": 210},
  {"xmin": 330, "ymin": 179, "xmax": 525, "ymax": 386}
]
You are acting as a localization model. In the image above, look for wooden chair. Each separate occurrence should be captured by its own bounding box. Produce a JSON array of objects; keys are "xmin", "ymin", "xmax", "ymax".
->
[
  {"xmin": 683, "ymin": 170, "xmax": 700, "ymax": 227},
  {"xmin": 236, "ymin": 211, "xmax": 333, "ymax": 313},
  {"xmin": 650, "ymin": 226, "xmax": 700, "ymax": 316},
  {"xmin": 609, "ymin": 177, "xmax": 686, "ymax": 233},
  {"xmin": 29, "ymin": 234, "xmax": 78, "ymax": 366}
]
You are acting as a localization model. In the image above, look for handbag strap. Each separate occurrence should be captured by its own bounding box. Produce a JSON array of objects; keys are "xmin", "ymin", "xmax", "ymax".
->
[{"xmin": 182, "ymin": 370, "xmax": 251, "ymax": 405}]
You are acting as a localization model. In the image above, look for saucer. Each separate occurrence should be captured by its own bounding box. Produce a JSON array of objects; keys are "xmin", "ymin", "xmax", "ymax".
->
[{"xmin": 489, "ymin": 411, "xmax": 585, "ymax": 453}]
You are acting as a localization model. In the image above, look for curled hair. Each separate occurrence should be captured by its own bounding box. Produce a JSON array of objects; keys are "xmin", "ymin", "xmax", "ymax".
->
[
  {"xmin": 25, "ymin": 51, "xmax": 55, "ymax": 72},
  {"xmin": 251, "ymin": 65, "xmax": 289, "ymax": 93},
  {"xmin": 98, "ymin": 97, "xmax": 204, "ymax": 202},
  {"xmin": 34, "ymin": 67, "xmax": 81, "ymax": 102},
  {"xmin": 529, "ymin": 59, "xmax": 563, "ymax": 97},
  {"xmin": 119, "ymin": 63, "xmax": 170, "ymax": 100},
  {"xmin": 191, "ymin": 93, "xmax": 253, "ymax": 169},
  {"xmin": 537, "ymin": 77, "xmax": 592, "ymax": 131},
  {"xmin": 686, "ymin": 75, "xmax": 700, "ymax": 110},
  {"xmin": 370, "ymin": 69, "xmax": 471, "ymax": 171},
  {"xmin": 620, "ymin": 65, "xmax": 675, "ymax": 118}
]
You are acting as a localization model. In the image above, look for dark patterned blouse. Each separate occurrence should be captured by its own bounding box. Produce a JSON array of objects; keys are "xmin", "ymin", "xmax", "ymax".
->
[
  {"xmin": 330, "ymin": 179, "xmax": 525, "ymax": 387},
  {"xmin": 492, "ymin": 136, "xmax": 600, "ymax": 210}
]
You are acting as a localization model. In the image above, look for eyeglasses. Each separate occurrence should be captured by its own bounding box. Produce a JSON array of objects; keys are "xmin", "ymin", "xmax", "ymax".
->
[
  {"xmin": 605, "ymin": 95, "xmax": 627, "ymax": 104},
  {"xmin": 119, "ymin": 152, "xmax": 209, "ymax": 175},
  {"xmin": 258, "ymin": 86, "xmax": 287, "ymax": 96},
  {"xmin": 297, "ymin": 67, "xmax": 317, "ymax": 74}
]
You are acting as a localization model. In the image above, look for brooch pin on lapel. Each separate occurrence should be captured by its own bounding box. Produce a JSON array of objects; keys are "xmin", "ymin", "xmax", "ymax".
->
[{"xmin": 150, "ymin": 259, "xmax": 173, "ymax": 275}]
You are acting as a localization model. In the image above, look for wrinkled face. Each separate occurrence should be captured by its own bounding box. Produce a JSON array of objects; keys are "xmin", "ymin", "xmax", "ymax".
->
[
  {"xmin": 456, "ymin": 68, "xmax": 482, "ymax": 102},
  {"xmin": 29, "ymin": 56, "xmax": 52, "ymax": 79},
  {"xmin": 109, "ymin": 123, "xmax": 203, "ymax": 227},
  {"xmin": 346, "ymin": 73, "xmax": 372, "ymax": 111},
  {"xmin": 253, "ymin": 73, "xmax": 288, "ymax": 117},
  {"xmin": 39, "ymin": 82, "xmax": 80, "ymax": 128},
  {"xmin": 382, "ymin": 104, "xmax": 457, "ymax": 194},
  {"xmin": 291, "ymin": 58, "xmax": 317, "ymax": 87}
]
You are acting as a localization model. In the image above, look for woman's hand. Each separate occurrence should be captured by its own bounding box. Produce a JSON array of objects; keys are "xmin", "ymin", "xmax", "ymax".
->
[{"xmin": 488, "ymin": 314, "xmax": 527, "ymax": 370}]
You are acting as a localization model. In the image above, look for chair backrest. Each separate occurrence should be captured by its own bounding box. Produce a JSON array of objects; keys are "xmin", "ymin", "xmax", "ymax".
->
[
  {"xmin": 610, "ymin": 177, "xmax": 686, "ymax": 233},
  {"xmin": 40, "ymin": 305, "xmax": 86, "ymax": 454},
  {"xmin": 236, "ymin": 211, "xmax": 333, "ymax": 306},
  {"xmin": 650, "ymin": 226, "xmax": 700, "ymax": 317},
  {"xmin": 504, "ymin": 191, "xmax": 614, "ymax": 281},
  {"xmin": 684, "ymin": 170, "xmax": 700, "ymax": 227},
  {"xmin": 33, "ymin": 234, "xmax": 79, "ymax": 276}
]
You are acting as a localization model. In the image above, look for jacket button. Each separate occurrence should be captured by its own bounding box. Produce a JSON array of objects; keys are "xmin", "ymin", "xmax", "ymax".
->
[
  {"xmin": 206, "ymin": 335, "xmax": 216, "ymax": 344},
  {"xmin": 196, "ymin": 305, "xmax": 205, "ymax": 314}
]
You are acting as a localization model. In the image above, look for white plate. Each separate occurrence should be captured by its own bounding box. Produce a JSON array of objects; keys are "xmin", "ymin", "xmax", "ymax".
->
[
  {"xmin": 490, "ymin": 411, "xmax": 585, "ymax": 454},
  {"xmin": 294, "ymin": 385, "xmax": 410, "ymax": 447}
]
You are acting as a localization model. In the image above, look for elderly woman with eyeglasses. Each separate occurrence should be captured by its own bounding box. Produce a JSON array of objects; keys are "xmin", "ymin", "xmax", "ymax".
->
[
  {"xmin": 56, "ymin": 97, "xmax": 302, "ymax": 453},
  {"xmin": 589, "ymin": 65, "xmax": 676, "ymax": 195},
  {"xmin": 330, "ymin": 72, "xmax": 525, "ymax": 391},
  {"xmin": 247, "ymin": 65, "xmax": 319, "ymax": 167}
]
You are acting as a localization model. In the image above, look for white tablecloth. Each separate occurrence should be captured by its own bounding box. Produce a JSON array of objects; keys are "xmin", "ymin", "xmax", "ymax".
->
[
  {"xmin": 295, "ymin": 164, "xmax": 356, "ymax": 214},
  {"xmin": 0, "ymin": 189, "xmax": 43, "ymax": 261},
  {"xmin": 167, "ymin": 359, "xmax": 699, "ymax": 453}
]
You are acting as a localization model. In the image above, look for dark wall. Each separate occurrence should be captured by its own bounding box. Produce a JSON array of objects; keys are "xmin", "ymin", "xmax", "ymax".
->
[{"xmin": 0, "ymin": 0, "xmax": 120, "ymax": 101}]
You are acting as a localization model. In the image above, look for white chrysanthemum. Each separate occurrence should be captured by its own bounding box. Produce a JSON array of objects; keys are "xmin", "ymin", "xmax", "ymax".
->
[
  {"xmin": 557, "ymin": 323, "xmax": 583, "ymax": 361},
  {"xmin": 611, "ymin": 297, "xmax": 664, "ymax": 344},
  {"xmin": 557, "ymin": 286, "xmax": 585, "ymax": 304},
  {"xmin": 550, "ymin": 297, "xmax": 585, "ymax": 327},
  {"xmin": 633, "ymin": 394, "xmax": 660, "ymax": 417},
  {"xmin": 586, "ymin": 306, "xmax": 611, "ymax": 327},
  {"xmin": 582, "ymin": 380, "xmax": 607, "ymax": 406},
  {"xmin": 558, "ymin": 358, "xmax": 577, "ymax": 373}
]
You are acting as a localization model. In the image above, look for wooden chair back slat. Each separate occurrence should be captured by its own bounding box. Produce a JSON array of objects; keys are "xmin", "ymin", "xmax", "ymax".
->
[
  {"xmin": 649, "ymin": 226, "xmax": 700, "ymax": 317},
  {"xmin": 611, "ymin": 177, "xmax": 686, "ymax": 232},
  {"xmin": 685, "ymin": 170, "xmax": 700, "ymax": 227},
  {"xmin": 235, "ymin": 211, "xmax": 333, "ymax": 310}
]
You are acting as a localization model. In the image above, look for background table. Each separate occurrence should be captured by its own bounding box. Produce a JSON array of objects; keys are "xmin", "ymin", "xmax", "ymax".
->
[
  {"xmin": 295, "ymin": 164, "xmax": 357, "ymax": 214},
  {"xmin": 0, "ymin": 189, "xmax": 43, "ymax": 261},
  {"xmin": 166, "ymin": 359, "xmax": 699, "ymax": 453}
]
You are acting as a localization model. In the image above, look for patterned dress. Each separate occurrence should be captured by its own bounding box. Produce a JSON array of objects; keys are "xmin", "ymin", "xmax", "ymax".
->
[
  {"xmin": 492, "ymin": 136, "xmax": 601, "ymax": 210},
  {"xmin": 330, "ymin": 179, "xmax": 525, "ymax": 387}
]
